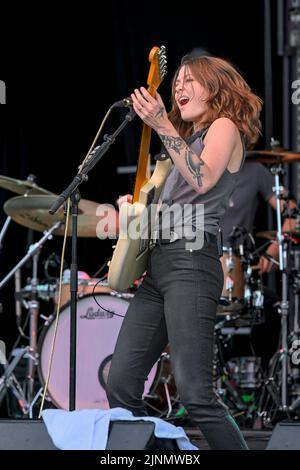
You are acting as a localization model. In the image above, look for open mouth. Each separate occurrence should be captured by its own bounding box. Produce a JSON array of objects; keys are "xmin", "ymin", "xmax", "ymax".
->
[{"xmin": 178, "ymin": 96, "xmax": 189, "ymax": 106}]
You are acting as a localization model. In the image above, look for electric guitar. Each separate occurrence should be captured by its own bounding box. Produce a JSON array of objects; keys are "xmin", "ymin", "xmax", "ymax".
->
[{"xmin": 108, "ymin": 45, "xmax": 171, "ymax": 291}]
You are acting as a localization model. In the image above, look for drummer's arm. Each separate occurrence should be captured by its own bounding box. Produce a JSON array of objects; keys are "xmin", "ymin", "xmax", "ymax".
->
[
  {"xmin": 259, "ymin": 195, "xmax": 297, "ymax": 273},
  {"xmin": 268, "ymin": 195, "xmax": 297, "ymax": 234}
]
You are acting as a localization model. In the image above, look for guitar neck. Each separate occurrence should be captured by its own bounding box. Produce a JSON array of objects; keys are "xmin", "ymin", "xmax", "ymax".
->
[
  {"xmin": 133, "ymin": 83, "xmax": 157, "ymax": 203},
  {"xmin": 133, "ymin": 125, "xmax": 152, "ymax": 202},
  {"xmin": 131, "ymin": 46, "xmax": 167, "ymax": 203}
]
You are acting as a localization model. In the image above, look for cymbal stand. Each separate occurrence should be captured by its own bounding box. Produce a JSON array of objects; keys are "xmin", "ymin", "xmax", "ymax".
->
[
  {"xmin": 287, "ymin": 226, "xmax": 300, "ymax": 415},
  {"xmin": 270, "ymin": 164, "xmax": 289, "ymax": 412},
  {"xmin": 0, "ymin": 346, "xmax": 30, "ymax": 415},
  {"xmin": 290, "ymin": 230, "xmax": 300, "ymax": 336},
  {"xmin": 26, "ymin": 249, "xmax": 39, "ymax": 403},
  {"xmin": 278, "ymin": 238, "xmax": 290, "ymax": 412},
  {"xmin": 0, "ymin": 221, "xmax": 62, "ymax": 290},
  {"xmin": 0, "ymin": 174, "xmax": 42, "ymax": 254},
  {"xmin": 0, "ymin": 221, "xmax": 63, "ymax": 411},
  {"xmin": 270, "ymin": 164, "xmax": 284, "ymax": 270},
  {"xmin": 0, "ymin": 216, "xmax": 11, "ymax": 253}
]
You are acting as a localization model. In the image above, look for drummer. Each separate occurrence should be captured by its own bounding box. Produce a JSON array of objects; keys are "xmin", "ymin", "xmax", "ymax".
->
[
  {"xmin": 219, "ymin": 159, "xmax": 297, "ymax": 273},
  {"xmin": 219, "ymin": 159, "xmax": 297, "ymax": 369}
]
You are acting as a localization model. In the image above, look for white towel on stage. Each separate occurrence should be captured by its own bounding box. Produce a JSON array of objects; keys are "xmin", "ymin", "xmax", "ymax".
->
[{"xmin": 42, "ymin": 407, "xmax": 198, "ymax": 450}]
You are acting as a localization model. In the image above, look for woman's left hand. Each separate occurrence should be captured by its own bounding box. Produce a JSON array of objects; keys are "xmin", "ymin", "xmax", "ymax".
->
[{"xmin": 130, "ymin": 87, "xmax": 171, "ymax": 133}]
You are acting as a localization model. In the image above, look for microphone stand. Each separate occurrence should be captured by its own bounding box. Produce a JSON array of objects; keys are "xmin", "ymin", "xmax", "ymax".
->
[{"xmin": 48, "ymin": 107, "xmax": 136, "ymax": 411}]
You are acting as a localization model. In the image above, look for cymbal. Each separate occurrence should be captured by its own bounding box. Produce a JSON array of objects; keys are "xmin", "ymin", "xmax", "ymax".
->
[
  {"xmin": 0, "ymin": 175, "xmax": 53, "ymax": 195},
  {"xmin": 246, "ymin": 149, "xmax": 300, "ymax": 164},
  {"xmin": 256, "ymin": 230, "xmax": 300, "ymax": 240},
  {"xmin": 4, "ymin": 195, "xmax": 119, "ymax": 238}
]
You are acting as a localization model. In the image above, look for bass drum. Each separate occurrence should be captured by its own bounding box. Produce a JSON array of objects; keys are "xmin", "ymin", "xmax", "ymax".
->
[{"xmin": 38, "ymin": 293, "xmax": 158, "ymax": 410}]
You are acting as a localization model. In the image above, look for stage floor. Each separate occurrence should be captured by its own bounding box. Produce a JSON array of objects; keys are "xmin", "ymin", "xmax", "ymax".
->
[{"xmin": 185, "ymin": 428, "xmax": 272, "ymax": 450}]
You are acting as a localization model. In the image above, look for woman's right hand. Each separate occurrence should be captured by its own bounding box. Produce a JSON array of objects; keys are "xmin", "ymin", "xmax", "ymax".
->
[{"xmin": 115, "ymin": 194, "xmax": 133, "ymax": 209}]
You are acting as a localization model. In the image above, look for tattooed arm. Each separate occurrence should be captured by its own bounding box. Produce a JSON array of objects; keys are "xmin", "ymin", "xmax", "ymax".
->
[
  {"xmin": 131, "ymin": 87, "xmax": 242, "ymax": 194},
  {"xmin": 158, "ymin": 135, "xmax": 205, "ymax": 188}
]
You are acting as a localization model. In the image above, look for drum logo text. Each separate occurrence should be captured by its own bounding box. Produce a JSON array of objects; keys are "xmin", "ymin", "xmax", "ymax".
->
[{"xmin": 80, "ymin": 307, "xmax": 113, "ymax": 320}]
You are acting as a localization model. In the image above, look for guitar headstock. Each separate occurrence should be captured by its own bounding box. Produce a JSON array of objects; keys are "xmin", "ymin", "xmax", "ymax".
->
[{"xmin": 147, "ymin": 45, "xmax": 167, "ymax": 92}]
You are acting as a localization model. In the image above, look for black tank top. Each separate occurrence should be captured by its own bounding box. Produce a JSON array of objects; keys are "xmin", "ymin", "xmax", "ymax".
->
[{"xmin": 153, "ymin": 126, "xmax": 246, "ymax": 236}]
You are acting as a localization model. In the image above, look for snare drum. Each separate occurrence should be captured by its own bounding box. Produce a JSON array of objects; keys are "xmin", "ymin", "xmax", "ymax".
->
[{"xmin": 55, "ymin": 270, "xmax": 113, "ymax": 307}]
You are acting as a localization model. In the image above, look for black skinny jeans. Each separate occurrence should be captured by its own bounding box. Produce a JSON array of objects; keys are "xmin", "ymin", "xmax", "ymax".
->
[{"xmin": 106, "ymin": 237, "xmax": 248, "ymax": 450}]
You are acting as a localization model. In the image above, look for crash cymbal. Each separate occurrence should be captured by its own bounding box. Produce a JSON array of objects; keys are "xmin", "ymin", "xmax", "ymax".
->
[
  {"xmin": 4, "ymin": 195, "xmax": 119, "ymax": 238},
  {"xmin": 0, "ymin": 175, "xmax": 53, "ymax": 195},
  {"xmin": 246, "ymin": 149, "xmax": 300, "ymax": 164},
  {"xmin": 256, "ymin": 230, "xmax": 300, "ymax": 240}
]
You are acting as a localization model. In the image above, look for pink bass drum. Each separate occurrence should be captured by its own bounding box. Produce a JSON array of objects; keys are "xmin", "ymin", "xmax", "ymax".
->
[{"xmin": 38, "ymin": 293, "xmax": 158, "ymax": 410}]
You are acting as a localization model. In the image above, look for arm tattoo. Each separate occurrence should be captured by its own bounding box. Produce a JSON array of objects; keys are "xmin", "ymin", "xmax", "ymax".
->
[
  {"xmin": 155, "ymin": 106, "xmax": 164, "ymax": 118},
  {"xmin": 185, "ymin": 148, "xmax": 205, "ymax": 187},
  {"xmin": 159, "ymin": 134, "xmax": 185, "ymax": 155},
  {"xmin": 159, "ymin": 134, "xmax": 205, "ymax": 186}
]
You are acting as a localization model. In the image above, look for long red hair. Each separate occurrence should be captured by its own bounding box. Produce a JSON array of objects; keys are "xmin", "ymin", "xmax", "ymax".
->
[{"xmin": 169, "ymin": 56, "xmax": 262, "ymax": 149}]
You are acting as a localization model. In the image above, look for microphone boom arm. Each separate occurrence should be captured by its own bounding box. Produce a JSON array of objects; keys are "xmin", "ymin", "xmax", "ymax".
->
[{"xmin": 49, "ymin": 106, "xmax": 136, "ymax": 215}]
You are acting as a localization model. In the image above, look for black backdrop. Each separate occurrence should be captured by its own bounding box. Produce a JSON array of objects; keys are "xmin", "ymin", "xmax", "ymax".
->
[{"xmin": 0, "ymin": 0, "xmax": 282, "ymax": 349}]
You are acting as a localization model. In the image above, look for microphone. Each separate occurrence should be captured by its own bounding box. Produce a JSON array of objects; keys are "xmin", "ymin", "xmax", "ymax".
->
[{"xmin": 112, "ymin": 97, "xmax": 133, "ymax": 108}]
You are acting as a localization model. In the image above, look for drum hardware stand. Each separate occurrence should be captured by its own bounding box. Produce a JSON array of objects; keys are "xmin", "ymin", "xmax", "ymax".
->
[
  {"xmin": 28, "ymin": 386, "xmax": 44, "ymax": 419},
  {"xmin": 272, "ymin": 164, "xmax": 287, "ymax": 414},
  {"xmin": 159, "ymin": 352, "xmax": 174, "ymax": 419},
  {"xmin": 264, "ymin": 163, "xmax": 290, "ymax": 418},
  {"xmin": 270, "ymin": 164, "xmax": 284, "ymax": 269},
  {"xmin": 0, "ymin": 221, "xmax": 63, "ymax": 413},
  {"xmin": 0, "ymin": 221, "xmax": 63, "ymax": 291},
  {"xmin": 25, "ymin": 250, "xmax": 40, "ymax": 403},
  {"xmin": 0, "ymin": 174, "xmax": 41, "ymax": 254},
  {"xmin": 285, "ymin": 231, "xmax": 300, "ymax": 416},
  {"xmin": 264, "ymin": 206, "xmax": 300, "ymax": 421},
  {"xmin": 0, "ymin": 216, "xmax": 12, "ymax": 253},
  {"xmin": 0, "ymin": 346, "xmax": 31, "ymax": 415},
  {"xmin": 213, "ymin": 322, "xmax": 248, "ymax": 414},
  {"xmin": 48, "ymin": 106, "xmax": 135, "ymax": 411}
]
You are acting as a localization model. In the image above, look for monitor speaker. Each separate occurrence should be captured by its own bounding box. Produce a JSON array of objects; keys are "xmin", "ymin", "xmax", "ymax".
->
[{"xmin": 266, "ymin": 421, "xmax": 300, "ymax": 450}]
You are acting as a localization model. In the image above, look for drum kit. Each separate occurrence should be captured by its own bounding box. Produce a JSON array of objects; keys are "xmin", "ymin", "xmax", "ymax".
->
[
  {"xmin": 211, "ymin": 147, "xmax": 300, "ymax": 428},
  {"xmin": 0, "ymin": 175, "xmax": 123, "ymax": 416},
  {"xmin": 1, "ymin": 146, "xmax": 300, "ymax": 427}
]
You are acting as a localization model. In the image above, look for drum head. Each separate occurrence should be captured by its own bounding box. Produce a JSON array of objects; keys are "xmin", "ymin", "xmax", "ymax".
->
[{"xmin": 38, "ymin": 293, "xmax": 157, "ymax": 410}]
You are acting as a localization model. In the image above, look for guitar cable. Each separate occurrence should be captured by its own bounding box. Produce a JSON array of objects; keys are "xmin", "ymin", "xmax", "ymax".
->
[{"xmin": 92, "ymin": 277, "xmax": 126, "ymax": 319}]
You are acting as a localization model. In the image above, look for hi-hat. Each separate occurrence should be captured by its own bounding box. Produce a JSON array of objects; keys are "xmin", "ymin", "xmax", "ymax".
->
[
  {"xmin": 4, "ymin": 195, "xmax": 119, "ymax": 238},
  {"xmin": 246, "ymin": 149, "xmax": 300, "ymax": 164},
  {"xmin": 0, "ymin": 175, "xmax": 53, "ymax": 195}
]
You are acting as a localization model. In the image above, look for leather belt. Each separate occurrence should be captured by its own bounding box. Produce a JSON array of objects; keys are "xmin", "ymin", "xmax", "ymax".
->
[{"xmin": 149, "ymin": 230, "xmax": 216, "ymax": 248}]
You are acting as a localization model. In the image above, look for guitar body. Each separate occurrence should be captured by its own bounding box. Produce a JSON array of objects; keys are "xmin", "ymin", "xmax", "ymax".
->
[
  {"xmin": 108, "ymin": 158, "xmax": 172, "ymax": 291},
  {"xmin": 108, "ymin": 45, "xmax": 168, "ymax": 291}
]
